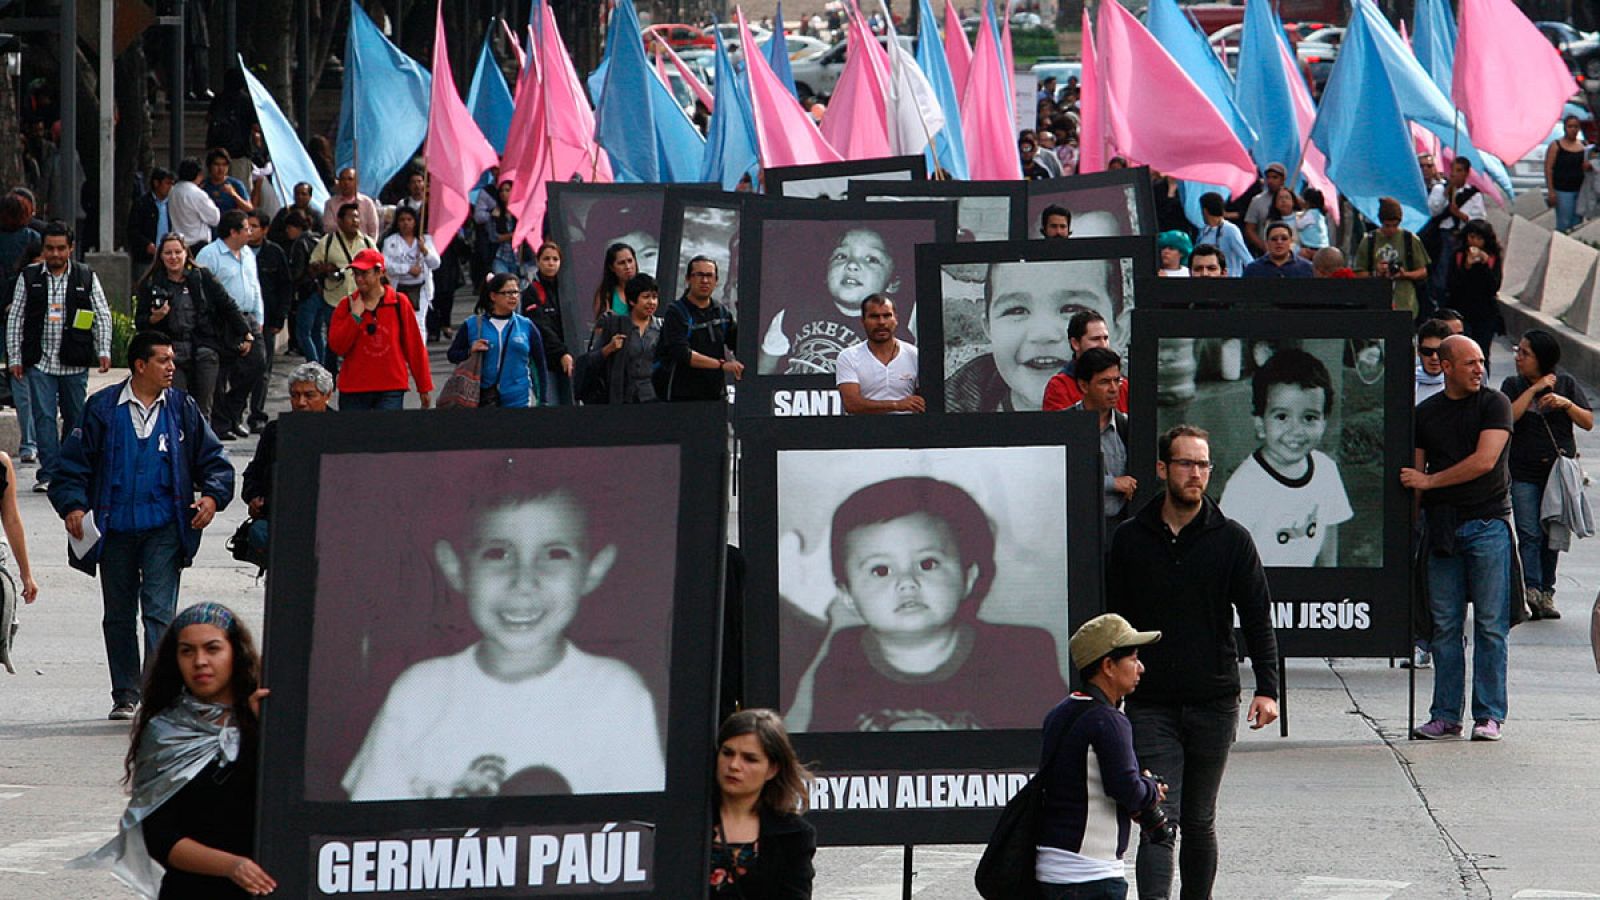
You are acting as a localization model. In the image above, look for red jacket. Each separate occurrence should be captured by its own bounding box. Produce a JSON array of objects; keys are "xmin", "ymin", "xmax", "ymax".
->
[
  {"xmin": 1042, "ymin": 372, "xmax": 1130, "ymax": 413},
  {"xmin": 328, "ymin": 286, "xmax": 434, "ymax": 395}
]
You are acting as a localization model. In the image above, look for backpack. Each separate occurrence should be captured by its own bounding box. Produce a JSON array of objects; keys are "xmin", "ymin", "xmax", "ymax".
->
[{"xmin": 974, "ymin": 723, "xmax": 1067, "ymax": 900}]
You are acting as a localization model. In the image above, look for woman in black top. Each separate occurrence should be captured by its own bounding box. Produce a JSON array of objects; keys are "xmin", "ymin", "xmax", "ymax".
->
[
  {"xmin": 522, "ymin": 240, "xmax": 574, "ymax": 403},
  {"xmin": 1502, "ymin": 329, "xmax": 1594, "ymax": 620},
  {"xmin": 1545, "ymin": 115, "xmax": 1590, "ymax": 232},
  {"xmin": 711, "ymin": 709, "xmax": 816, "ymax": 899},
  {"xmin": 133, "ymin": 233, "xmax": 250, "ymax": 421},
  {"xmin": 88, "ymin": 602, "xmax": 273, "ymax": 897},
  {"xmin": 1447, "ymin": 219, "xmax": 1503, "ymax": 358}
]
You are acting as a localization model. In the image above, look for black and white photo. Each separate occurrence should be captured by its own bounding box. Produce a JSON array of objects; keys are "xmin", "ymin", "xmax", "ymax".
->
[
  {"xmin": 766, "ymin": 156, "xmax": 926, "ymax": 201},
  {"xmin": 1026, "ymin": 168, "xmax": 1157, "ymax": 237},
  {"xmin": 655, "ymin": 189, "xmax": 744, "ymax": 312},
  {"xmin": 848, "ymin": 180, "xmax": 1029, "ymax": 243},
  {"xmin": 547, "ymin": 183, "xmax": 673, "ymax": 343}
]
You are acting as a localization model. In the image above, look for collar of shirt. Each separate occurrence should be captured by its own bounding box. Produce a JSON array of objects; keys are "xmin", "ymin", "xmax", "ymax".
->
[{"xmin": 118, "ymin": 381, "xmax": 169, "ymax": 439}]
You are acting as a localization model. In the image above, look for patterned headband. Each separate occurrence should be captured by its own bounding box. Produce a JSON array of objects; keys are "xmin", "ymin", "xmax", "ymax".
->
[{"xmin": 171, "ymin": 602, "xmax": 236, "ymax": 633}]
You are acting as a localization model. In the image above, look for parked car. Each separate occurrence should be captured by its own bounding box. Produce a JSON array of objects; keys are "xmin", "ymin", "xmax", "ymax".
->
[
  {"xmin": 789, "ymin": 34, "xmax": 917, "ymax": 100},
  {"xmin": 643, "ymin": 23, "xmax": 715, "ymax": 51},
  {"xmin": 709, "ymin": 21, "xmax": 770, "ymax": 47},
  {"xmin": 1031, "ymin": 58, "xmax": 1083, "ymax": 93},
  {"xmin": 1536, "ymin": 20, "xmax": 1600, "ymax": 82}
]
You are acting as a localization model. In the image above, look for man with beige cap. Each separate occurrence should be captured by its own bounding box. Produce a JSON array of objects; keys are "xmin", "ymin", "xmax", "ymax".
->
[{"xmin": 1033, "ymin": 615, "xmax": 1167, "ymax": 899}]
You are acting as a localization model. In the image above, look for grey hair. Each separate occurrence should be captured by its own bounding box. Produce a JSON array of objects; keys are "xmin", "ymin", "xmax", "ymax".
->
[{"xmin": 287, "ymin": 362, "xmax": 334, "ymax": 394}]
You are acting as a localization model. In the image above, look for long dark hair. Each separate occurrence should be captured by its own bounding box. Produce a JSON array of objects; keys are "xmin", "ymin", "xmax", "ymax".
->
[
  {"xmin": 592, "ymin": 242, "xmax": 636, "ymax": 312},
  {"xmin": 382, "ymin": 205, "xmax": 420, "ymax": 247},
  {"xmin": 124, "ymin": 604, "xmax": 261, "ymax": 785},
  {"xmin": 717, "ymin": 709, "xmax": 813, "ymax": 815},
  {"xmin": 1458, "ymin": 218, "xmax": 1502, "ymax": 258}
]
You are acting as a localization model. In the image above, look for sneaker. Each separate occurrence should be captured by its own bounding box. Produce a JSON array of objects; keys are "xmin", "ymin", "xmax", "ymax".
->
[
  {"xmin": 1539, "ymin": 589, "xmax": 1561, "ymax": 620},
  {"xmin": 108, "ymin": 703, "xmax": 137, "ymax": 721},
  {"xmin": 17, "ymin": 450, "xmax": 36, "ymax": 464},
  {"xmin": 1413, "ymin": 719, "xmax": 1462, "ymax": 740},
  {"xmin": 1524, "ymin": 586, "xmax": 1543, "ymax": 621},
  {"xmin": 1399, "ymin": 647, "xmax": 1432, "ymax": 669},
  {"xmin": 1471, "ymin": 719, "xmax": 1502, "ymax": 741},
  {"xmin": 31, "ymin": 480, "xmax": 47, "ymax": 493}
]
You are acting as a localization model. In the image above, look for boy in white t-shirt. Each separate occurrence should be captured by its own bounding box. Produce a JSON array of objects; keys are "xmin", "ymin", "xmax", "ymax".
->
[
  {"xmin": 1220, "ymin": 348, "xmax": 1354, "ymax": 567},
  {"xmin": 342, "ymin": 484, "xmax": 665, "ymax": 800}
]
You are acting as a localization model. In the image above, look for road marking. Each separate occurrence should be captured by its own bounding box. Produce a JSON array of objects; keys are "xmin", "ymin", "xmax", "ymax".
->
[
  {"xmin": 0, "ymin": 831, "xmax": 115, "ymax": 875},
  {"xmin": 1291, "ymin": 876, "xmax": 1412, "ymax": 899},
  {"xmin": 1513, "ymin": 892, "xmax": 1600, "ymax": 898}
]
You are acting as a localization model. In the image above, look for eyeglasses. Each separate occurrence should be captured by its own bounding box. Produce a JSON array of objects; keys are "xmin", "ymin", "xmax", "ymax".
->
[
  {"xmin": 1167, "ymin": 459, "xmax": 1213, "ymax": 472},
  {"xmin": 493, "ymin": 288, "xmax": 520, "ymax": 296},
  {"xmin": 1418, "ymin": 346, "xmax": 1440, "ymax": 357}
]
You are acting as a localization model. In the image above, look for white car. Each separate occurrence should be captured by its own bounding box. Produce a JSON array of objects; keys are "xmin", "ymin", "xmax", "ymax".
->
[{"xmin": 789, "ymin": 34, "xmax": 917, "ymax": 100}]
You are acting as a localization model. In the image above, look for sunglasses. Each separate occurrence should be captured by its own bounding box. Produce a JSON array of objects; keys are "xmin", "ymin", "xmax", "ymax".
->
[{"xmin": 1418, "ymin": 346, "xmax": 1439, "ymax": 357}]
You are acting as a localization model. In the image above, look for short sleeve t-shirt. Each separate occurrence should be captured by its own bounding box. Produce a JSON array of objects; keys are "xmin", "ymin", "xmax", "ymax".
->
[
  {"xmin": 1415, "ymin": 388, "xmax": 1514, "ymax": 519},
  {"xmin": 1219, "ymin": 450, "xmax": 1354, "ymax": 567},
  {"xmin": 760, "ymin": 298, "xmax": 863, "ymax": 375},
  {"xmin": 835, "ymin": 339, "xmax": 918, "ymax": 407},
  {"xmin": 1354, "ymin": 231, "xmax": 1430, "ymax": 316},
  {"xmin": 1500, "ymin": 372, "xmax": 1590, "ymax": 483}
]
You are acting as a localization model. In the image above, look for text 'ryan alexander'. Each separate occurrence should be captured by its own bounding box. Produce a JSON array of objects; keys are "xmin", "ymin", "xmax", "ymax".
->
[
  {"xmin": 314, "ymin": 823, "xmax": 653, "ymax": 895},
  {"xmin": 809, "ymin": 771, "xmax": 1032, "ymax": 811}
]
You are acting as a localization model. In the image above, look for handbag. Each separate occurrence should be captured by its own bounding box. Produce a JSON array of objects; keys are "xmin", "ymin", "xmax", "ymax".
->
[
  {"xmin": 226, "ymin": 518, "xmax": 270, "ymax": 570},
  {"xmin": 974, "ymin": 724, "xmax": 1068, "ymax": 900},
  {"xmin": 437, "ymin": 316, "xmax": 489, "ymax": 410}
]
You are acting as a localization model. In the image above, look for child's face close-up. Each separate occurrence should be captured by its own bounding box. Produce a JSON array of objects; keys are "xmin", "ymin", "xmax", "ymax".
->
[
  {"xmin": 1257, "ymin": 383, "xmax": 1328, "ymax": 472},
  {"xmin": 840, "ymin": 513, "xmax": 977, "ymax": 640},
  {"xmin": 444, "ymin": 495, "xmax": 616, "ymax": 660},
  {"xmin": 826, "ymin": 229, "xmax": 895, "ymax": 313}
]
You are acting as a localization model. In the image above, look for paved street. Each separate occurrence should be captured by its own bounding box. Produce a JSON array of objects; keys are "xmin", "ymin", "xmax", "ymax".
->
[{"xmin": 1, "ymin": 337, "xmax": 1597, "ymax": 899}]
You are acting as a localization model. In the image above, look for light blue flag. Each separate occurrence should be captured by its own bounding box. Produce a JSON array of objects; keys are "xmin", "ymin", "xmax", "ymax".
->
[
  {"xmin": 594, "ymin": 0, "xmax": 660, "ymax": 182},
  {"xmin": 1310, "ymin": 8, "xmax": 1430, "ymax": 230},
  {"xmin": 237, "ymin": 57, "xmax": 331, "ymax": 212},
  {"xmin": 1236, "ymin": 0, "xmax": 1301, "ymax": 174},
  {"xmin": 335, "ymin": 0, "xmax": 431, "ymax": 196},
  {"xmin": 1353, "ymin": 0, "xmax": 1512, "ymax": 198},
  {"xmin": 1147, "ymin": 0, "xmax": 1256, "ymax": 148},
  {"xmin": 651, "ymin": 72, "xmax": 707, "ymax": 182},
  {"xmin": 915, "ymin": 0, "xmax": 969, "ymax": 180},
  {"xmin": 700, "ymin": 29, "xmax": 762, "ymax": 190},
  {"xmin": 1412, "ymin": 0, "xmax": 1458, "ymax": 96},
  {"xmin": 766, "ymin": 1, "xmax": 800, "ymax": 100},
  {"xmin": 466, "ymin": 28, "xmax": 514, "ymax": 154}
]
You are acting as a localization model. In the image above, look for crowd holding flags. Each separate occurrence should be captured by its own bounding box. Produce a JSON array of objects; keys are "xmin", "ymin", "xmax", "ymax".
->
[{"xmin": 234, "ymin": 0, "xmax": 1581, "ymax": 257}]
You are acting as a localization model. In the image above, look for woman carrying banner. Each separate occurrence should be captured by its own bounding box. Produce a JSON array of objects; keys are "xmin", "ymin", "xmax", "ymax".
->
[
  {"xmin": 76, "ymin": 602, "xmax": 274, "ymax": 898},
  {"xmin": 711, "ymin": 709, "xmax": 816, "ymax": 899}
]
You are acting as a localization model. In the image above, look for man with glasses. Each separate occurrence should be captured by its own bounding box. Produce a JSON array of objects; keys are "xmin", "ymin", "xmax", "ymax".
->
[
  {"xmin": 656, "ymin": 256, "xmax": 742, "ymax": 402},
  {"xmin": 1107, "ymin": 424, "xmax": 1278, "ymax": 900},
  {"xmin": 1242, "ymin": 222, "xmax": 1314, "ymax": 279}
]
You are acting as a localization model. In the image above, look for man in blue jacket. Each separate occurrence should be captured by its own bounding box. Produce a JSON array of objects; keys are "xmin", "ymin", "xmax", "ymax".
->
[{"xmin": 49, "ymin": 331, "xmax": 235, "ymax": 721}]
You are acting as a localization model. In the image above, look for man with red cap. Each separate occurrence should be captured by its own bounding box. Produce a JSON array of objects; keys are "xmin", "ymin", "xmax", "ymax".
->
[{"xmin": 326, "ymin": 249, "xmax": 433, "ymax": 410}]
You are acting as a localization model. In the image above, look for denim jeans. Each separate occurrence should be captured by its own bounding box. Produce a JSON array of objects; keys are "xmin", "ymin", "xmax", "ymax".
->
[
  {"xmin": 1042, "ymin": 878, "xmax": 1128, "ymax": 899},
  {"xmin": 340, "ymin": 389, "xmax": 405, "ymax": 411},
  {"xmin": 10, "ymin": 371, "xmax": 34, "ymax": 455},
  {"xmin": 1425, "ymin": 515, "xmax": 1512, "ymax": 725},
  {"xmin": 99, "ymin": 523, "xmax": 184, "ymax": 704},
  {"xmin": 297, "ymin": 298, "xmax": 332, "ymax": 367},
  {"xmin": 28, "ymin": 369, "xmax": 87, "ymax": 484},
  {"xmin": 1125, "ymin": 696, "xmax": 1239, "ymax": 900},
  {"xmin": 1555, "ymin": 190, "xmax": 1580, "ymax": 233},
  {"xmin": 1510, "ymin": 478, "xmax": 1559, "ymax": 592}
]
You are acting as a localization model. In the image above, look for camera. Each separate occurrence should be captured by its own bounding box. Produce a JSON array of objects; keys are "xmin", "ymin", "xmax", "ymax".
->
[
  {"xmin": 322, "ymin": 267, "xmax": 346, "ymax": 287},
  {"xmin": 1134, "ymin": 775, "xmax": 1177, "ymax": 845}
]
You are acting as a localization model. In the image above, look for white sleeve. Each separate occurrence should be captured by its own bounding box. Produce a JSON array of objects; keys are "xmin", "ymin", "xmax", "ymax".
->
[
  {"xmin": 342, "ymin": 667, "xmax": 428, "ymax": 801},
  {"xmin": 1316, "ymin": 453, "xmax": 1355, "ymax": 527},
  {"xmin": 835, "ymin": 343, "xmax": 862, "ymax": 386}
]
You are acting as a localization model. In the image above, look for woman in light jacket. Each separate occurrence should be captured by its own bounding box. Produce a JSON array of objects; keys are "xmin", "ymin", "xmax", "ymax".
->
[{"xmin": 446, "ymin": 272, "xmax": 547, "ymax": 408}]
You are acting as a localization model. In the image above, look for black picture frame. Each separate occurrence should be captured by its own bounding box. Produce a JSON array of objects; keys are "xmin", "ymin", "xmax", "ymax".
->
[
  {"xmin": 914, "ymin": 237, "xmax": 1156, "ymax": 415},
  {"xmin": 734, "ymin": 196, "xmax": 957, "ymax": 418},
  {"xmin": 847, "ymin": 179, "xmax": 1030, "ymax": 242},
  {"xmin": 1126, "ymin": 308, "xmax": 1414, "ymax": 657},
  {"xmin": 738, "ymin": 413, "xmax": 1105, "ymax": 845},
  {"xmin": 655, "ymin": 187, "xmax": 747, "ymax": 313},
  {"xmin": 546, "ymin": 182, "xmax": 683, "ymax": 347},
  {"xmin": 1136, "ymin": 276, "xmax": 1394, "ymax": 310},
  {"xmin": 765, "ymin": 155, "xmax": 927, "ymax": 200},
  {"xmin": 258, "ymin": 405, "xmax": 728, "ymax": 898},
  {"xmin": 1026, "ymin": 167, "xmax": 1158, "ymax": 237}
]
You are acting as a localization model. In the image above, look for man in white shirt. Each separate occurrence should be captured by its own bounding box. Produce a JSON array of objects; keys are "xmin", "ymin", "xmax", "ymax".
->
[
  {"xmin": 835, "ymin": 295, "xmax": 922, "ymax": 414},
  {"xmin": 1427, "ymin": 157, "xmax": 1488, "ymax": 309},
  {"xmin": 166, "ymin": 158, "xmax": 220, "ymax": 252}
]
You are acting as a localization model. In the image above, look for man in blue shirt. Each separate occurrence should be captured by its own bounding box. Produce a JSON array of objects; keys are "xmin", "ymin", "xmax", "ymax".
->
[
  {"xmin": 199, "ymin": 147, "xmax": 253, "ymax": 221},
  {"xmin": 195, "ymin": 211, "xmax": 264, "ymax": 439},
  {"xmin": 1242, "ymin": 222, "xmax": 1314, "ymax": 278},
  {"xmin": 1194, "ymin": 192, "xmax": 1252, "ymax": 278}
]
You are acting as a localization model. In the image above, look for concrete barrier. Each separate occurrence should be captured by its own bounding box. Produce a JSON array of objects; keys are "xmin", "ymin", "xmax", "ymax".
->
[
  {"xmin": 1485, "ymin": 204, "xmax": 1513, "ymax": 241},
  {"xmin": 1502, "ymin": 216, "xmax": 1555, "ymax": 299},
  {"xmin": 1531, "ymin": 208, "xmax": 1559, "ymax": 231},
  {"xmin": 0, "ymin": 409, "xmax": 19, "ymax": 457},
  {"xmin": 1518, "ymin": 230, "xmax": 1599, "ymax": 320},
  {"xmin": 84, "ymin": 252, "xmax": 133, "ymax": 317},
  {"xmin": 1513, "ymin": 190, "xmax": 1550, "ymax": 220},
  {"xmin": 1500, "ymin": 294, "xmax": 1600, "ymax": 391},
  {"xmin": 1558, "ymin": 259, "xmax": 1600, "ymax": 335},
  {"xmin": 1570, "ymin": 218, "xmax": 1600, "ymax": 245}
]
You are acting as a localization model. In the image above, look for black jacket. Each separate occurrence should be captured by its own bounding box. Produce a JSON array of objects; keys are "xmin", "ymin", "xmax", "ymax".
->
[
  {"xmin": 656, "ymin": 295, "xmax": 736, "ymax": 402},
  {"xmin": 1106, "ymin": 494, "xmax": 1278, "ymax": 704},
  {"xmin": 714, "ymin": 809, "xmax": 816, "ymax": 900},
  {"xmin": 133, "ymin": 265, "xmax": 250, "ymax": 357},
  {"xmin": 127, "ymin": 192, "xmax": 162, "ymax": 267},
  {"xmin": 241, "ymin": 419, "xmax": 277, "ymax": 517},
  {"xmin": 252, "ymin": 240, "xmax": 293, "ymax": 331}
]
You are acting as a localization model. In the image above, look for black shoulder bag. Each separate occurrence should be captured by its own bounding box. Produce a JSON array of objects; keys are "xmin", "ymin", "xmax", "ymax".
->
[{"xmin": 974, "ymin": 723, "xmax": 1067, "ymax": 900}]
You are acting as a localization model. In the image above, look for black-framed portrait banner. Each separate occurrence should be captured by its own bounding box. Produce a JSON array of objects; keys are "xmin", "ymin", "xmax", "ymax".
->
[
  {"xmin": 738, "ymin": 413, "xmax": 1105, "ymax": 845},
  {"xmin": 1136, "ymin": 276, "xmax": 1393, "ymax": 310},
  {"xmin": 847, "ymin": 179, "xmax": 1029, "ymax": 243},
  {"xmin": 1025, "ymin": 167, "xmax": 1157, "ymax": 237},
  {"xmin": 547, "ymin": 182, "xmax": 686, "ymax": 347},
  {"xmin": 765, "ymin": 155, "xmax": 926, "ymax": 200},
  {"xmin": 259, "ymin": 404, "xmax": 729, "ymax": 897},
  {"xmin": 734, "ymin": 196, "xmax": 956, "ymax": 418},
  {"xmin": 655, "ymin": 187, "xmax": 746, "ymax": 312},
  {"xmin": 914, "ymin": 237, "xmax": 1155, "ymax": 415},
  {"xmin": 1126, "ymin": 308, "xmax": 1414, "ymax": 657}
]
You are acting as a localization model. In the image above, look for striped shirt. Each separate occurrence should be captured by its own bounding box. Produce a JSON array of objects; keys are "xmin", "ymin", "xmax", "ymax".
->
[{"xmin": 7, "ymin": 262, "xmax": 114, "ymax": 376}]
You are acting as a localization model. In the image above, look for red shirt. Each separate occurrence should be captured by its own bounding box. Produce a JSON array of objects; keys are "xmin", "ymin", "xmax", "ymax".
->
[{"xmin": 328, "ymin": 286, "xmax": 434, "ymax": 395}]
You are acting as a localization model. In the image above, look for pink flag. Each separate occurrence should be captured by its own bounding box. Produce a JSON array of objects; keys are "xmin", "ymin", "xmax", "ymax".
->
[
  {"xmin": 502, "ymin": 26, "xmax": 547, "ymax": 228},
  {"xmin": 1097, "ymin": 0, "xmax": 1255, "ymax": 193},
  {"xmin": 659, "ymin": 39, "xmax": 715, "ymax": 113},
  {"xmin": 1276, "ymin": 36, "xmax": 1339, "ymax": 224},
  {"xmin": 740, "ymin": 9, "xmax": 842, "ymax": 168},
  {"xmin": 425, "ymin": 5, "xmax": 500, "ymax": 252},
  {"xmin": 1078, "ymin": 8, "xmax": 1104, "ymax": 173},
  {"xmin": 1454, "ymin": 0, "xmax": 1577, "ymax": 163},
  {"xmin": 960, "ymin": 7, "xmax": 1021, "ymax": 179},
  {"xmin": 944, "ymin": 0, "xmax": 972, "ymax": 98},
  {"xmin": 822, "ymin": 8, "xmax": 892, "ymax": 159},
  {"xmin": 500, "ymin": 18, "xmax": 526, "ymax": 72},
  {"xmin": 540, "ymin": 4, "xmax": 611, "ymax": 183}
]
